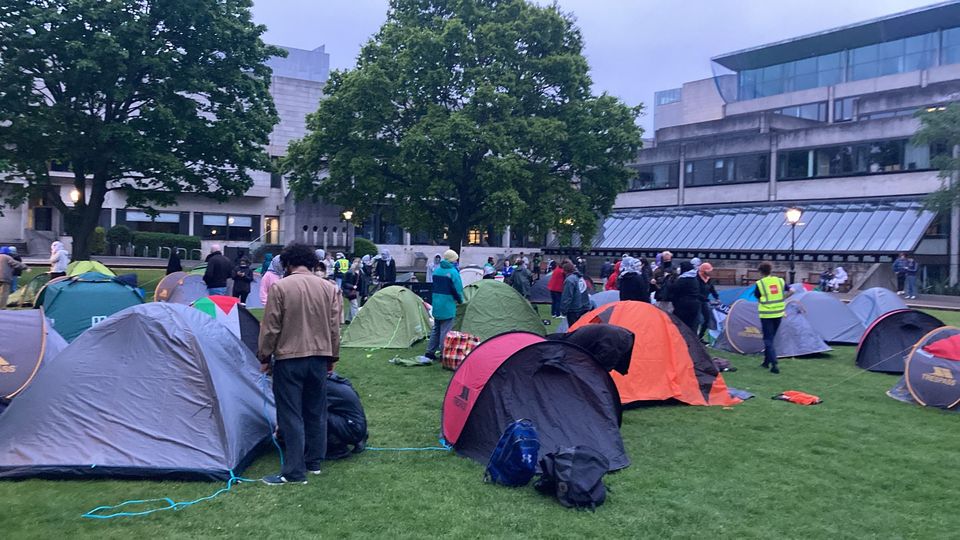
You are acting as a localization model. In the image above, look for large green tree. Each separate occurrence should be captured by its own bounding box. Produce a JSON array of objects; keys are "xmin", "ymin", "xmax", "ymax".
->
[
  {"xmin": 0, "ymin": 0, "xmax": 281, "ymax": 259},
  {"xmin": 286, "ymin": 0, "xmax": 642, "ymax": 252},
  {"xmin": 913, "ymin": 104, "xmax": 960, "ymax": 213}
]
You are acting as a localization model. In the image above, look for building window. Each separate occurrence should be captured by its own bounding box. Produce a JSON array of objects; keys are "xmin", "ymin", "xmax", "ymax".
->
[
  {"xmin": 270, "ymin": 156, "xmax": 283, "ymax": 189},
  {"xmin": 943, "ymin": 27, "xmax": 960, "ymax": 65},
  {"xmin": 201, "ymin": 214, "xmax": 259, "ymax": 241},
  {"xmin": 629, "ymin": 162, "xmax": 679, "ymax": 190},
  {"xmin": 265, "ymin": 216, "xmax": 280, "ymax": 244},
  {"xmin": 202, "ymin": 214, "xmax": 228, "ymax": 239},
  {"xmin": 123, "ymin": 210, "xmax": 182, "ymax": 234},
  {"xmin": 738, "ymin": 52, "xmax": 843, "ymax": 100},
  {"xmin": 774, "ymin": 102, "xmax": 827, "ymax": 122},
  {"xmin": 655, "ymin": 88, "xmax": 681, "ymax": 106},
  {"xmin": 834, "ymin": 97, "xmax": 856, "ymax": 122},
  {"xmin": 468, "ymin": 229, "xmax": 482, "ymax": 246},
  {"xmin": 685, "ymin": 154, "xmax": 769, "ymax": 187},
  {"xmin": 778, "ymin": 139, "xmax": 935, "ymax": 180},
  {"xmin": 849, "ymin": 32, "xmax": 936, "ymax": 81}
]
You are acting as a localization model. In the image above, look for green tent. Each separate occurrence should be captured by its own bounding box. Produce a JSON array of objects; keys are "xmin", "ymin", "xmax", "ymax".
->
[
  {"xmin": 455, "ymin": 280, "xmax": 545, "ymax": 340},
  {"xmin": 342, "ymin": 286, "xmax": 431, "ymax": 349},
  {"xmin": 6, "ymin": 273, "xmax": 56, "ymax": 307},
  {"xmin": 36, "ymin": 272, "xmax": 144, "ymax": 342},
  {"xmin": 66, "ymin": 260, "xmax": 115, "ymax": 277}
]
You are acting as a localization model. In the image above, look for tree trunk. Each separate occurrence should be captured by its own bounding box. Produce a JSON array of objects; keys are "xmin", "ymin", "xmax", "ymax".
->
[
  {"xmin": 447, "ymin": 223, "xmax": 466, "ymax": 255},
  {"xmin": 69, "ymin": 175, "xmax": 108, "ymax": 261}
]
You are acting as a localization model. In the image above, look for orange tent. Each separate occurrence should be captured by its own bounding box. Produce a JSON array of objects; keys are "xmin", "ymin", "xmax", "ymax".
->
[{"xmin": 570, "ymin": 301, "xmax": 741, "ymax": 406}]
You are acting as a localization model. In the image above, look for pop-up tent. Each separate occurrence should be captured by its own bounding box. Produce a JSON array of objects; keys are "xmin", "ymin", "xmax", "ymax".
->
[
  {"xmin": 529, "ymin": 272, "xmax": 595, "ymax": 304},
  {"xmin": 192, "ymin": 295, "xmax": 260, "ymax": 354},
  {"xmin": 888, "ymin": 326, "xmax": 960, "ymax": 411},
  {"xmin": 714, "ymin": 300, "xmax": 831, "ymax": 358},
  {"xmin": 849, "ymin": 287, "xmax": 907, "ymax": 327},
  {"xmin": 6, "ymin": 273, "xmax": 61, "ymax": 308},
  {"xmin": 342, "ymin": 286, "xmax": 431, "ymax": 348},
  {"xmin": 788, "ymin": 291, "xmax": 866, "ymax": 344},
  {"xmin": 442, "ymin": 332, "xmax": 630, "ymax": 471},
  {"xmin": 590, "ymin": 290, "xmax": 620, "ymax": 308},
  {"xmin": 718, "ymin": 286, "xmax": 756, "ymax": 306},
  {"xmin": 36, "ymin": 272, "xmax": 144, "ymax": 342},
  {"xmin": 458, "ymin": 266, "xmax": 485, "ymax": 286},
  {"xmin": 0, "ymin": 309, "xmax": 67, "ymax": 399},
  {"xmin": 857, "ymin": 309, "xmax": 944, "ymax": 373},
  {"xmin": 0, "ymin": 303, "xmax": 274, "ymax": 480},
  {"xmin": 66, "ymin": 260, "xmax": 114, "ymax": 277},
  {"xmin": 454, "ymin": 280, "xmax": 545, "ymax": 340},
  {"xmin": 571, "ymin": 301, "xmax": 741, "ymax": 406},
  {"xmin": 155, "ymin": 271, "xmax": 208, "ymax": 305}
]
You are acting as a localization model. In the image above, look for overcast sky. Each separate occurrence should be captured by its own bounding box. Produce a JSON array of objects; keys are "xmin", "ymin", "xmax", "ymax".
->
[{"xmin": 252, "ymin": 0, "xmax": 938, "ymax": 134}]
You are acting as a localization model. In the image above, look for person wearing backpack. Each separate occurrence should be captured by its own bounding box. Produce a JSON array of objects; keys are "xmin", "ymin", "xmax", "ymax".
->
[
  {"xmin": 559, "ymin": 260, "xmax": 591, "ymax": 326},
  {"xmin": 511, "ymin": 260, "xmax": 533, "ymax": 299}
]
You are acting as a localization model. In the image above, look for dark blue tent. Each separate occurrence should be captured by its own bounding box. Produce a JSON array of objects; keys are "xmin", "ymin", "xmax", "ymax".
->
[{"xmin": 0, "ymin": 303, "xmax": 273, "ymax": 480}]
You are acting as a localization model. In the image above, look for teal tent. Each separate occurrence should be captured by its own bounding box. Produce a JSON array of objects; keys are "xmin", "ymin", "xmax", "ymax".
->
[{"xmin": 35, "ymin": 272, "xmax": 144, "ymax": 342}]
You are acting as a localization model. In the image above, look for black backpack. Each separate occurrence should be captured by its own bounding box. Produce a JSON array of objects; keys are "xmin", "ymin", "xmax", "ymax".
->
[{"xmin": 534, "ymin": 446, "xmax": 609, "ymax": 510}]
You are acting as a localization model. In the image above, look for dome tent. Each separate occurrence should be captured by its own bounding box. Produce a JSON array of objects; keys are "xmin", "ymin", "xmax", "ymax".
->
[
  {"xmin": 36, "ymin": 272, "xmax": 144, "ymax": 342},
  {"xmin": 888, "ymin": 326, "xmax": 960, "ymax": 411},
  {"xmin": 571, "ymin": 301, "xmax": 741, "ymax": 407},
  {"xmin": 849, "ymin": 287, "xmax": 907, "ymax": 327},
  {"xmin": 192, "ymin": 295, "xmax": 261, "ymax": 354},
  {"xmin": 155, "ymin": 271, "xmax": 207, "ymax": 305},
  {"xmin": 342, "ymin": 286, "xmax": 432, "ymax": 348},
  {"xmin": 529, "ymin": 271, "xmax": 595, "ymax": 304},
  {"xmin": 0, "ymin": 303, "xmax": 274, "ymax": 480},
  {"xmin": 6, "ymin": 273, "xmax": 62, "ymax": 308},
  {"xmin": 458, "ymin": 266, "xmax": 485, "ymax": 286},
  {"xmin": 454, "ymin": 280, "xmax": 545, "ymax": 340},
  {"xmin": 66, "ymin": 260, "xmax": 115, "ymax": 277},
  {"xmin": 441, "ymin": 332, "xmax": 630, "ymax": 472},
  {"xmin": 787, "ymin": 291, "xmax": 866, "ymax": 344},
  {"xmin": 714, "ymin": 300, "xmax": 831, "ymax": 358},
  {"xmin": 0, "ymin": 309, "xmax": 67, "ymax": 399},
  {"xmin": 590, "ymin": 289, "xmax": 620, "ymax": 308},
  {"xmin": 857, "ymin": 309, "xmax": 944, "ymax": 373}
]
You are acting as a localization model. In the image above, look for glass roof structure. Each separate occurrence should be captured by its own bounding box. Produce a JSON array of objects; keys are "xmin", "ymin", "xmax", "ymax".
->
[{"xmin": 582, "ymin": 201, "xmax": 934, "ymax": 254}]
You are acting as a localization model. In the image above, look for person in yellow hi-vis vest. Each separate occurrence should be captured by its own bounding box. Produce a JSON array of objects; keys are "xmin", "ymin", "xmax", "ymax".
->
[{"xmin": 753, "ymin": 261, "xmax": 793, "ymax": 374}]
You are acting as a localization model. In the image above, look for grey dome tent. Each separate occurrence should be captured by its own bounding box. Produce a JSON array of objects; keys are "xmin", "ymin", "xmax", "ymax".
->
[
  {"xmin": 0, "ymin": 309, "xmax": 67, "ymax": 399},
  {"xmin": 154, "ymin": 271, "xmax": 207, "ymax": 305},
  {"xmin": 714, "ymin": 300, "xmax": 831, "ymax": 358},
  {"xmin": 849, "ymin": 287, "xmax": 907, "ymax": 327},
  {"xmin": 0, "ymin": 303, "xmax": 274, "ymax": 480},
  {"xmin": 788, "ymin": 291, "xmax": 866, "ymax": 344},
  {"xmin": 590, "ymin": 290, "xmax": 620, "ymax": 308},
  {"xmin": 856, "ymin": 309, "xmax": 944, "ymax": 373}
]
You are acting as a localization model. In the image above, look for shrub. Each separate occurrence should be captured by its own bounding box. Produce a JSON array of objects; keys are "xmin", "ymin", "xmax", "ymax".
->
[
  {"xmin": 131, "ymin": 232, "xmax": 201, "ymax": 259},
  {"xmin": 89, "ymin": 227, "xmax": 106, "ymax": 255},
  {"xmin": 106, "ymin": 225, "xmax": 133, "ymax": 254},
  {"xmin": 353, "ymin": 237, "xmax": 379, "ymax": 259}
]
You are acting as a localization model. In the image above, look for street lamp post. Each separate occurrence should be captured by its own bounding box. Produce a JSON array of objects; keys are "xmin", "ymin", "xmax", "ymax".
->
[
  {"xmin": 342, "ymin": 210, "xmax": 354, "ymax": 255},
  {"xmin": 785, "ymin": 207, "xmax": 803, "ymax": 284}
]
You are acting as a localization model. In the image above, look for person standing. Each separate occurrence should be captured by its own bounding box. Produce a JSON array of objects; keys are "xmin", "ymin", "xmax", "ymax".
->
[
  {"xmin": 511, "ymin": 260, "xmax": 533, "ymax": 299},
  {"xmin": 260, "ymin": 253, "xmax": 273, "ymax": 276},
  {"xmin": 483, "ymin": 257, "xmax": 496, "ymax": 277},
  {"xmin": 258, "ymin": 243, "xmax": 342, "ymax": 485},
  {"xmin": 547, "ymin": 260, "xmax": 566, "ymax": 318},
  {"xmin": 231, "ymin": 257, "xmax": 255, "ymax": 304},
  {"xmin": 904, "ymin": 254, "xmax": 919, "ymax": 299},
  {"xmin": 341, "ymin": 259, "xmax": 361, "ymax": 323},
  {"xmin": 754, "ymin": 261, "xmax": 790, "ymax": 374},
  {"xmin": 618, "ymin": 257, "xmax": 649, "ymax": 302},
  {"xmin": 426, "ymin": 253, "xmax": 441, "ymax": 283},
  {"xmin": 376, "ymin": 250, "xmax": 396, "ymax": 285},
  {"xmin": 165, "ymin": 250, "xmax": 183, "ymax": 275},
  {"xmin": 653, "ymin": 251, "xmax": 675, "ymax": 312},
  {"xmin": 892, "ymin": 253, "xmax": 908, "ymax": 295},
  {"xmin": 360, "ymin": 254, "xmax": 374, "ymax": 303},
  {"xmin": 333, "ymin": 252, "xmax": 349, "ymax": 288},
  {"xmin": 605, "ymin": 256, "xmax": 622, "ymax": 291},
  {"xmin": 599, "ymin": 259, "xmax": 613, "ymax": 281},
  {"xmin": 696, "ymin": 263, "xmax": 720, "ymax": 341},
  {"xmin": 0, "ymin": 251, "xmax": 27, "ymax": 308},
  {"xmin": 422, "ymin": 250, "xmax": 464, "ymax": 362},
  {"xmin": 49, "ymin": 241, "xmax": 70, "ymax": 279},
  {"xmin": 670, "ymin": 261, "xmax": 701, "ymax": 332},
  {"xmin": 560, "ymin": 260, "xmax": 591, "ymax": 326},
  {"xmin": 203, "ymin": 244, "xmax": 233, "ymax": 296},
  {"xmin": 532, "ymin": 254, "xmax": 542, "ymax": 280},
  {"xmin": 259, "ymin": 256, "xmax": 284, "ymax": 306},
  {"xmin": 7, "ymin": 247, "xmax": 23, "ymax": 293}
]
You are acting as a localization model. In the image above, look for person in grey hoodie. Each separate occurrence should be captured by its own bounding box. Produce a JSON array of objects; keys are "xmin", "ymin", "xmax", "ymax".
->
[
  {"xmin": 559, "ymin": 260, "xmax": 591, "ymax": 326},
  {"xmin": 49, "ymin": 241, "xmax": 70, "ymax": 278}
]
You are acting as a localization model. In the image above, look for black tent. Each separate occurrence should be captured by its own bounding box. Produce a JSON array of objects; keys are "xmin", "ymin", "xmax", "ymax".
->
[
  {"xmin": 856, "ymin": 309, "xmax": 944, "ymax": 373},
  {"xmin": 452, "ymin": 340, "xmax": 630, "ymax": 472}
]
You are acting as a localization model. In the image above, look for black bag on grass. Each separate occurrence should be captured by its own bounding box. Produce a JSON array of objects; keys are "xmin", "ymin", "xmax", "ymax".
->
[{"xmin": 534, "ymin": 446, "xmax": 609, "ymax": 510}]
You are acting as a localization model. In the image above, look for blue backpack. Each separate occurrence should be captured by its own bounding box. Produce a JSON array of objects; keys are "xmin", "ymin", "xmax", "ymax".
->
[{"xmin": 484, "ymin": 419, "xmax": 540, "ymax": 487}]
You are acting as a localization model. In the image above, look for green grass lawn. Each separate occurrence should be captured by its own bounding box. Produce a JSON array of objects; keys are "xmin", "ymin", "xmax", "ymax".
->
[
  {"xmin": 3, "ymin": 308, "xmax": 960, "ymax": 538},
  {"xmin": 17, "ymin": 267, "xmax": 168, "ymax": 302}
]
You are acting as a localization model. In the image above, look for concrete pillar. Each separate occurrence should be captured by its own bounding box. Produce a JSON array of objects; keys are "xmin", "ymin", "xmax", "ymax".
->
[
  {"xmin": 951, "ymin": 145, "xmax": 960, "ymax": 286},
  {"xmin": 678, "ymin": 144, "xmax": 686, "ymax": 206},
  {"xmin": 826, "ymin": 86, "xmax": 835, "ymax": 123},
  {"xmin": 109, "ymin": 208, "xmax": 117, "ymax": 227},
  {"xmin": 769, "ymin": 137, "xmax": 779, "ymax": 201},
  {"xmin": 502, "ymin": 226, "xmax": 511, "ymax": 249},
  {"xmin": 19, "ymin": 201, "xmax": 28, "ymax": 238},
  {"xmin": 188, "ymin": 211, "xmax": 195, "ymax": 236},
  {"xmin": 403, "ymin": 230, "xmax": 411, "ymax": 246}
]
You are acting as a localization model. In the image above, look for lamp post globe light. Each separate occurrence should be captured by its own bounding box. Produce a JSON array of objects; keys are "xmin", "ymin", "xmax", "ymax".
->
[{"xmin": 785, "ymin": 207, "xmax": 803, "ymax": 284}]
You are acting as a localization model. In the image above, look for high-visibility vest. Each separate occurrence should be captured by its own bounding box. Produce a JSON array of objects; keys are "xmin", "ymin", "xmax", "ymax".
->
[
  {"xmin": 756, "ymin": 275, "xmax": 786, "ymax": 319},
  {"xmin": 336, "ymin": 258, "xmax": 349, "ymax": 273}
]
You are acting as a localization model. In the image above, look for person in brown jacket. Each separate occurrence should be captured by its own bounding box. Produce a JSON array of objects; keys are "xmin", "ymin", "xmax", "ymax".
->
[
  {"xmin": 0, "ymin": 252, "xmax": 27, "ymax": 309},
  {"xmin": 258, "ymin": 243, "xmax": 342, "ymax": 485}
]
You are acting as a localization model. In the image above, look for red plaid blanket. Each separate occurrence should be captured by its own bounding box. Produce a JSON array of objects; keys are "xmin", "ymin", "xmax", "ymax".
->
[{"xmin": 442, "ymin": 331, "xmax": 481, "ymax": 371}]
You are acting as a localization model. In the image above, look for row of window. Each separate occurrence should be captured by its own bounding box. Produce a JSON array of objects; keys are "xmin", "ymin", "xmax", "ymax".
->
[
  {"xmin": 628, "ymin": 138, "xmax": 939, "ymax": 191},
  {"xmin": 116, "ymin": 210, "xmax": 266, "ymax": 241},
  {"xmin": 737, "ymin": 27, "xmax": 960, "ymax": 100}
]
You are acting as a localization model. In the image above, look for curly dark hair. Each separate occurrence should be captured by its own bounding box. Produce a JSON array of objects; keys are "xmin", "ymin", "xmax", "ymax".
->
[{"xmin": 280, "ymin": 243, "xmax": 319, "ymax": 271}]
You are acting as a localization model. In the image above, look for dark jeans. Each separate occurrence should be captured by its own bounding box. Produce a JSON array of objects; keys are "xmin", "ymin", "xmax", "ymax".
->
[
  {"xmin": 550, "ymin": 291, "xmax": 562, "ymax": 316},
  {"xmin": 566, "ymin": 309, "xmax": 588, "ymax": 327},
  {"xmin": 273, "ymin": 356, "xmax": 329, "ymax": 481},
  {"xmin": 896, "ymin": 274, "xmax": 905, "ymax": 292},
  {"xmin": 761, "ymin": 317, "xmax": 782, "ymax": 367},
  {"xmin": 698, "ymin": 302, "xmax": 713, "ymax": 339},
  {"xmin": 233, "ymin": 290, "xmax": 249, "ymax": 304}
]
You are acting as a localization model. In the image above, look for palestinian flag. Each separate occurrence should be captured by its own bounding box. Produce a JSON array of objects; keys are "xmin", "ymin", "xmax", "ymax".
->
[{"xmin": 192, "ymin": 295, "xmax": 260, "ymax": 354}]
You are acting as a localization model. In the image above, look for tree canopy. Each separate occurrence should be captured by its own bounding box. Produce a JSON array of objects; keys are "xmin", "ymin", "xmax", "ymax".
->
[
  {"xmin": 913, "ymin": 104, "xmax": 960, "ymax": 213},
  {"xmin": 0, "ymin": 0, "xmax": 281, "ymax": 259},
  {"xmin": 286, "ymin": 0, "xmax": 643, "ymax": 251}
]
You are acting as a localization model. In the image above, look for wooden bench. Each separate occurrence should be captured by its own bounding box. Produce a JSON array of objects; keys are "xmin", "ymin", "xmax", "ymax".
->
[
  {"xmin": 711, "ymin": 268, "xmax": 737, "ymax": 285},
  {"xmin": 741, "ymin": 270, "xmax": 787, "ymax": 285},
  {"xmin": 806, "ymin": 271, "xmax": 853, "ymax": 292}
]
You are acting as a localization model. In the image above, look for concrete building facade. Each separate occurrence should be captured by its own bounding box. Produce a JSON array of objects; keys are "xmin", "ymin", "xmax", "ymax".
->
[{"xmin": 593, "ymin": 2, "xmax": 960, "ymax": 289}]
